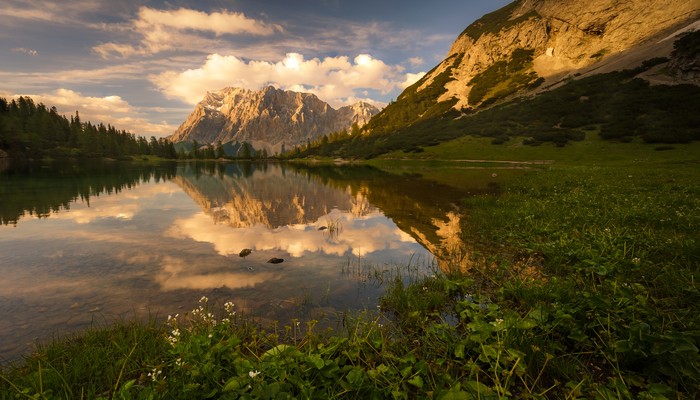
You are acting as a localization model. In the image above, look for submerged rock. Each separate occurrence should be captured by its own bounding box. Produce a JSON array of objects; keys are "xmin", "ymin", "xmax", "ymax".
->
[
  {"xmin": 239, "ymin": 248, "xmax": 252, "ymax": 257},
  {"xmin": 267, "ymin": 258, "xmax": 284, "ymax": 264}
]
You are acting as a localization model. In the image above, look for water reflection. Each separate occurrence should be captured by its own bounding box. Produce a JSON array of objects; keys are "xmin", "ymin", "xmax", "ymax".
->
[{"xmin": 0, "ymin": 160, "xmax": 506, "ymax": 362}]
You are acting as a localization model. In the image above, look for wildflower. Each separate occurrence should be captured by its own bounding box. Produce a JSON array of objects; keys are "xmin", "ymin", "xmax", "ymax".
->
[
  {"xmin": 199, "ymin": 296, "xmax": 208, "ymax": 303},
  {"xmin": 249, "ymin": 370, "xmax": 261, "ymax": 378},
  {"xmin": 148, "ymin": 368, "xmax": 164, "ymax": 382},
  {"xmin": 168, "ymin": 328, "xmax": 181, "ymax": 345},
  {"xmin": 632, "ymin": 257, "xmax": 641, "ymax": 265},
  {"xmin": 224, "ymin": 301, "xmax": 235, "ymax": 314}
]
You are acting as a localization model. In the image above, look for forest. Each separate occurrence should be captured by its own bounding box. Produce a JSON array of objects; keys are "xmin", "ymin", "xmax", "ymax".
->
[{"xmin": 0, "ymin": 96, "xmax": 177, "ymax": 159}]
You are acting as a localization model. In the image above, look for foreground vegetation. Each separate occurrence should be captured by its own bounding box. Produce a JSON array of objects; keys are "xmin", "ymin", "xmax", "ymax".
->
[{"xmin": 2, "ymin": 148, "xmax": 698, "ymax": 399}]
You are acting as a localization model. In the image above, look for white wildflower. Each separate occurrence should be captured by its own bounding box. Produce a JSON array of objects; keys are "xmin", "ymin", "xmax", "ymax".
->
[{"xmin": 249, "ymin": 370, "xmax": 261, "ymax": 378}]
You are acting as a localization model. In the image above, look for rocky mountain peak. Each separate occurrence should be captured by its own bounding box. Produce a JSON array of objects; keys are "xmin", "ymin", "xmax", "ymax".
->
[{"xmin": 169, "ymin": 87, "xmax": 380, "ymax": 153}]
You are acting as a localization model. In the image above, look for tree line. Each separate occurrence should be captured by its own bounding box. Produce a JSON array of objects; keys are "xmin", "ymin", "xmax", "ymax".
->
[{"xmin": 0, "ymin": 96, "xmax": 177, "ymax": 159}]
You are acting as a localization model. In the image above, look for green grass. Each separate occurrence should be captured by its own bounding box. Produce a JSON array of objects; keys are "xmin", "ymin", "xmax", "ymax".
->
[
  {"xmin": 378, "ymin": 133, "xmax": 700, "ymax": 164},
  {"xmin": 2, "ymin": 151, "xmax": 699, "ymax": 399}
]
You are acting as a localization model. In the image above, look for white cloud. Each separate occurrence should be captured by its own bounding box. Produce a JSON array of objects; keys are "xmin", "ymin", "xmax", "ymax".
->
[
  {"xmin": 11, "ymin": 47, "xmax": 38, "ymax": 56},
  {"xmin": 1, "ymin": 89, "xmax": 176, "ymax": 138},
  {"xmin": 407, "ymin": 56, "xmax": 424, "ymax": 67},
  {"xmin": 152, "ymin": 52, "xmax": 423, "ymax": 107},
  {"xmin": 401, "ymin": 72, "xmax": 426, "ymax": 89},
  {"xmin": 94, "ymin": 6, "xmax": 281, "ymax": 59},
  {"xmin": 136, "ymin": 7, "xmax": 281, "ymax": 36}
]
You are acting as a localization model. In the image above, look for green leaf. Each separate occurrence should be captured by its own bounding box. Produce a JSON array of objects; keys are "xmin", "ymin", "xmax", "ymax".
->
[
  {"xmin": 346, "ymin": 367, "xmax": 365, "ymax": 388},
  {"xmin": 438, "ymin": 386, "xmax": 471, "ymax": 400},
  {"xmin": 651, "ymin": 340, "xmax": 675, "ymax": 356},
  {"xmin": 515, "ymin": 319, "xmax": 537, "ymax": 329},
  {"xmin": 408, "ymin": 375, "xmax": 424, "ymax": 388},
  {"xmin": 263, "ymin": 344, "xmax": 292, "ymax": 358},
  {"xmin": 481, "ymin": 345, "xmax": 499, "ymax": 359},
  {"xmin": 223, "ymin": 377, "xmax": 242, "ymax": 392},
  {"xmin": 307, "ymin": 354, "xmax": 325, "ymax": 369},
  {"xmin": 454, "ymin": 343, "xmax": 465, "ymax": 359},
  {"xmin": 615, "ymin": 340, "xmax": 631, "ymax": 353}
]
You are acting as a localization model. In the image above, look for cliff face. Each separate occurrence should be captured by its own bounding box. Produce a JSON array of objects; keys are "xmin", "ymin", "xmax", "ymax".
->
[
  {"xmin": 434, "ymin": 0, "xmax": 700, "ymax": 108},
  {"xmin": 365, "ymin": 0, "xmax": 699, "ymax": 134},
  {"xmin": 169, "ymin": 86, "xmax": 379, "ymax": 153}
]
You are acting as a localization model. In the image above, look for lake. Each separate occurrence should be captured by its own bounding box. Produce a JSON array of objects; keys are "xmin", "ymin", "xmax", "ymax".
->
[{"xmin": 0, "ymin": 160, "xmax": 506, "ymax": 362}]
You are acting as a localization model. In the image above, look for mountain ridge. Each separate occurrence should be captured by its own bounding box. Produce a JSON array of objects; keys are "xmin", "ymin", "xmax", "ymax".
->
[
  {"xmin": 169, "ymin": 86, "xmax": 379, "ymax": 154},
  {"xmin": 362, "ymin": 0, "xmax": 700, "ymax": 137}
]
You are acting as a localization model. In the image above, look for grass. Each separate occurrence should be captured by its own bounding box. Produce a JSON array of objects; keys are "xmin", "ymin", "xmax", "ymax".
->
[
  {"xmin": 377, "ymin": 133, "xmax": 700, "ymax": 165},
  {"xmin": 2, "ymin": 149, "xmax": 699, "ymax": 398}
]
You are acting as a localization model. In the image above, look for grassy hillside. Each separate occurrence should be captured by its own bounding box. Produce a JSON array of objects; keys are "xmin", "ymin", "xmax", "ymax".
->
[
  {"xmin": 361, "ymin": 54, "xmax": 462, "ymax": 137},
  {"xmin": 300, "ymin": 59, "xmax": 700, "ymax": 159},
  {"xmin": 459, "ymin": 0, "xmax": 539, "ymax": 42}
]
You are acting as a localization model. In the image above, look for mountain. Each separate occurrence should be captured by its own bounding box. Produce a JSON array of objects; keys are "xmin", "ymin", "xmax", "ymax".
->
[
  {"xmin": 363, "ymin": 0, "xmax": 700, "ymax": 136},
  {"xmin": 169, "ymin": 86, "xmax": 379, "ymax": 154}
]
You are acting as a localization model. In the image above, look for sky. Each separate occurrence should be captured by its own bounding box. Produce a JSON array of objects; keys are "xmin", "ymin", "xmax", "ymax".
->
[{"xmin": 0, "ymin": 0, "xmax": 511, "ymax": 138}]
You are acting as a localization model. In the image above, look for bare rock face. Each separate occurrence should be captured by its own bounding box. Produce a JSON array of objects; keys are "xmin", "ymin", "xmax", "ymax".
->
[
  {"xmin": 422, "ymin": 0, "xmax": 700, "ymax": 110},
  {"xmin": 169, "ymin": 86, "xmax": 379, "ymax": 152}
]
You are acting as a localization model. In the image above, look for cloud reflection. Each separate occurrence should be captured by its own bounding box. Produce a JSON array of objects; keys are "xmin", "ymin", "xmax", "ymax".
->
[
  {"xmin": 156, "ymin": 256, "xmax": 277, "ymax": 291},
  {"xmin": 167, "ymin": 208, "xmax": 419, "ymax": 259},
  {"xmin": 46, "ymin": 180, "xmax": 180, "ymax": 224}
]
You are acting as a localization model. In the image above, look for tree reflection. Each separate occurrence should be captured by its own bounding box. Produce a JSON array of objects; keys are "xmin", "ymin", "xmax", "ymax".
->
[{"xmin": 0, "ymin": 160, "xmax": 176, "ymax": 226}]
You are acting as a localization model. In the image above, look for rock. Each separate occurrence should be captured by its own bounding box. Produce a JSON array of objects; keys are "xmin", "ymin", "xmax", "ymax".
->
[
  {"xmin": 169, "ymin": 86, "xmax": 380, "ymax": 154},
  {"xmin": 413, "ymin": 0, "xmax": 700, "ymax": 112},
  {"xmin": 239, "ymin": 248, "xmax": 252, "ymax": 257},
  {"xmin": 318, "ymin": 226, "xmax": 328, "ymax": 231},
  {"xmin": 267, "ymin": 257, "xmax": 284, "ymax": 264}
]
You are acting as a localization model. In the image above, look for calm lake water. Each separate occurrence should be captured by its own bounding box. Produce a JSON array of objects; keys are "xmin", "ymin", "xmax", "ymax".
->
[{"xmin": 0, "ymin": 160, "xmax": 505, "ymax": 362}]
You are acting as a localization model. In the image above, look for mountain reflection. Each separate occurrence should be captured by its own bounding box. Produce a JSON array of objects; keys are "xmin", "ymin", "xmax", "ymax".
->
[
  {"xmin": 173, "ymin": 163, "xmax": 365, "ymax": 228},
  {"xmin": 169, "ymin": 163, "xmax": 421, "ymax": 262},
  {"xmin": 172, "ymin": 162, "xmax": 503, "ymax": 272}
]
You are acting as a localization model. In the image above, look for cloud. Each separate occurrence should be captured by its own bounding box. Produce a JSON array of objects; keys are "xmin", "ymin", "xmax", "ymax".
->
[
  {"xmin": 136, "ymin": 7, "xmax": 281, "ymax": 36},
  {"xmin": 1, "ymin": 89, "xmax": 176, "ymax": 137},
  {"xmin": 407, "ymin": 56, "xmax": 424, "ymax": 67},
  {"xmin": 152, "ymin": 52, "xmax": 424, "ymax": 107},
  {"xmin": 400, "ymin": 72, "xmax": 427, "ymax": 89},
  {"xmin": 94, "ymin": 6, "xmax": 281, "ymax": 59},
  {"xmin": 0, "ymin": 0, "xmax": 104, "ymax": 26},
  {"xmin": 11, "ymin": 47, "xmax": 38, "ymax": 56}
]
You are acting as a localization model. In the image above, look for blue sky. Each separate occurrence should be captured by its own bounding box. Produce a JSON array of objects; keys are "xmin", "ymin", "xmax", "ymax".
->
[{"xmin": 0, "ymin": 0, "xmax": 511, "ymax": 137}]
